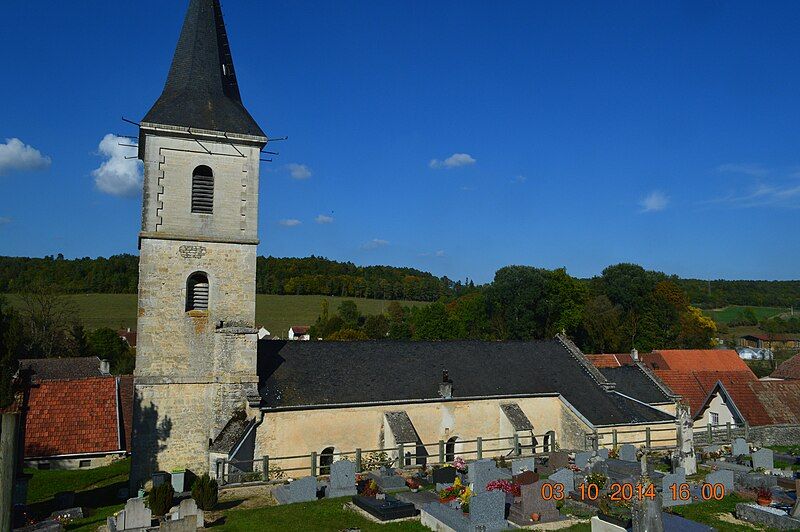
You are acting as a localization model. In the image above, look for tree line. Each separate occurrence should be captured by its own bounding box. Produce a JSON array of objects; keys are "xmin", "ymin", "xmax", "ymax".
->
[
  {"xmin": 1, "ymin": 254, "xmax": 798, "ymax": 309},
  {"xmin": 310, "ymin": 263, "xmax": 718, "ymax": 352}
]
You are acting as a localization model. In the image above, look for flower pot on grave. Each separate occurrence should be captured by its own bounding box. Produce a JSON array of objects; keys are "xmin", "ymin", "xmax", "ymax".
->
[
  {"xmin": 757, "ymin": 496, "xmax": 771, "ymax": 506},
  {"xmin": 529, "ymin": 512, "xmax": 540, "ymax": 522}
]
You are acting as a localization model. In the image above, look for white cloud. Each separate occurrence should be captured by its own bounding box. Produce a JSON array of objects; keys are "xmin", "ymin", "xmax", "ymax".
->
[
  {"xmin": 362, "ymin": 238, "xmax": 389, "ymax": 250},
  {"xmin": 279, "ymin": 218, "xmax": 302, "ymax": 227},
  {"xmin": 460, "ymin": 185, "xmax": 476, "ymax": 192},
  {"xmin": 0, "ymin": 216, "xmax": 11, "ymax": 226},
  {"xmin": 511, "ymin": 175, "xmax": 527, "ymax": 183},
  {"xmin": 315, "ymin": 214, "xmax": 334, "ymax": 224},
  {"xmin": 286, "ymin": 163, "xmax": 312, "ymax": 180},
  {"xmin": 716, "ymin": 163, "xmax": 769, "ymax": 178},
  {"xmin": 429, "ymin": 153, "xmax": 476, "ymax": 169},
  {"xmin": 707, "ymin": 182, "xmax": 800, "ymax": 208},
  {"xmin": 0, "ymin": 138, "xmax": 51, "ymax": 175},
  {"xmin": 92, "ymin": 134, "xmax": 142, "ymax": 197},
  {"xmin": 639, "ymin": 190, "xmax": 669, "ymax": 213},
  {"xmin": 421, "ymin": 249, "xmax": 446, "ymax": 257}
]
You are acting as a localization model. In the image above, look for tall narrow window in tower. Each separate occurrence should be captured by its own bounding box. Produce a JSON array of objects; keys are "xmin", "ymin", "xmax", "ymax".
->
[
  {"xmin": 191, "ymin": 165, "xmax": 214, "ymax": 214},
  {"xmin": 186, "ymin": 272, "xmax": 210, "ymax": 312}
]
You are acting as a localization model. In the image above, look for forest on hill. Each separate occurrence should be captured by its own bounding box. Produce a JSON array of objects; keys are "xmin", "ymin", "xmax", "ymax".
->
[{"xmin": 0, "ymin": 254, "xmax": 799, "ymax": 308}]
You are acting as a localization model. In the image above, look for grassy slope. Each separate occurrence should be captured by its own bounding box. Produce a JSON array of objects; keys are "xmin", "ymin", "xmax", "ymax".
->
[
  {"xmin": 704, "ymin": 305, "xmax": 788, "ymax": 325},
  {"xmin": 4, "ymin": 294, "xmax": 427, "ymax": 335}
]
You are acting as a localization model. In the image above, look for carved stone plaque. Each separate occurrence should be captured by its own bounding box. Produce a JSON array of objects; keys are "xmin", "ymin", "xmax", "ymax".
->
[{"xmin": 178, "ymin": 245, "xmax": 206, "ymax": 259}]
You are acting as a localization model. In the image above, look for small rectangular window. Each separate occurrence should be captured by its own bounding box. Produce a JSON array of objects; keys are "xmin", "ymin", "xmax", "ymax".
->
[
  {"xmin": 192, "ymin": 166, "xmax": 214, "ymax": 214},
  {"xmin": 79, "ymin": 459, "xmax": 91, "ymax": 468},
  {"xmin": 710, "ymin": 412, "xmax": 719, "ymax": 426}
]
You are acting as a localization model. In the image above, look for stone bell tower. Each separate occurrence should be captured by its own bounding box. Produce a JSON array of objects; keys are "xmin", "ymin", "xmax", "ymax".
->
[{"xmin": 130, "ymin": 0, "xmax": 267, "ymax": 487}]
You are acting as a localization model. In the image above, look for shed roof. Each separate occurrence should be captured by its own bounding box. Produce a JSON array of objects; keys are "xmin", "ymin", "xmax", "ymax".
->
[
  {"xmin": 257, "ymin": 337, "xmax": 674, "ymax": 426},
  {"xmin": 500, "ymin": 403, "xmax": 534, "ymax": 431},
  {"xmin": 384, "ymin": 411, "xmax": 419, "ymax": 444},
  {"xmin": 19, "ymin": 357, "xmax": 104, "ymax": 382}
]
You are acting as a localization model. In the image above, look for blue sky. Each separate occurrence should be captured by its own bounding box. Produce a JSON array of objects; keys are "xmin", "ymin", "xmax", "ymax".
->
[{"xmin": 1, "ymin": 1, "xmax": 799, "ymax": 283}]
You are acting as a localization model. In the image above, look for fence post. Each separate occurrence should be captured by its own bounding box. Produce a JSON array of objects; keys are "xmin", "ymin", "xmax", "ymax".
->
[
  {"xmin": 726, "ymin": 422, "xmax": 732, "ymax": 441},
  {"xmin": 645, "ymin": 427, "xmax": 651, "ymax": 449},
  {"xmin": 612, "ymin": 429, "xmax": 618, "ymax": 448},
  {"xmin": 513, "ymin": 433, "xmax": 520, "ymax": 456},
  {"xmin": 707, "ymin": 423, "xmax": 712, "ymax": 442},
  {"xmin": 355, "ymin": 448, "xmax": 362, "ymax": 472},
  {"xmin": 310, "ymin": 451, "xmax": 317, "ymax": 477},
  {"xmin": 439, "ymin": 440, "xmax": 445, "ymax": 464},
  {"xmin": 398, "ymin": 443, "xmax": 405, "ymax": 467},
  {"xmin": 477, "ymin": 437, "xmax": 483, "ymax": 460},
  {"xmin": 262, "ymin": 456, "xmax": 269, "ymax": 482},
  {"xmin": 744, "ymin": 422, "xmax": 750, "ymax": 440}
]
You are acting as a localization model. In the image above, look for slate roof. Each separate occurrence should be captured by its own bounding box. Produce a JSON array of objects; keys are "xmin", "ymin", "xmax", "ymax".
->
[
  {"xmin": 142, "ymin": 0, "xmax": 264, "ymax": 137},
  {"xmin": 772, "ymin": 353, "xmax": 800, "ymax": 380},
  {"xmin": 257, "ymin": 338, "xmax": 674, "ymax": 426},
  {"xmin": 384, "ymin": 411, "xmax": 419, "ymax": 444},
  {"xmin": 19, "ymin": 357, "xmax": 104, "ymax": 382},
  {"xmin": 25, "ymin": 376, "xmax": 123, "ymax": 458},
  {"xmin": 750, "ymin": 380, "xmax": 800, "ymax": 425},
  {"xmin": 500, "ymin": 403, "xmax": 534, "ymax": 431},
  {"xmin": 597, "ymin": 366, "xmax": 674, "ymax": 405},
  {"xmin": 209, "ymin": 411, "xmax": 251, "ymax": 453}
]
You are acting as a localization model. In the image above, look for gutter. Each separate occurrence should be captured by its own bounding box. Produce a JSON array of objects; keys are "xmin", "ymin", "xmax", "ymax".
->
[{"xmin": 26, "ymin": 450, "xmax": 127, "ymax": 460}]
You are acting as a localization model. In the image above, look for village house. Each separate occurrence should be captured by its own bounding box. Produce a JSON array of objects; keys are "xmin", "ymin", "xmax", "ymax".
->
[
  {"xmin": 119, "ymin": 327, "xmax": 137, "ymax": 349},
  {"xmin": 288, "ymin": 325, "xmax": 311, "ymax": 341},
  {"xmin": 738, "ymin": 333, "xmax": 800, "ymax": 351},
  {"xmin": 128, "ymin": 0, "xmax": 680, "ymax": 486},
  {"xmin": 772, "ymin": 352, "xmax": 800, "ymax": 380},
  {"xmin": 16, "ymin": 357, "xmax": 133, "ymax": 470}
]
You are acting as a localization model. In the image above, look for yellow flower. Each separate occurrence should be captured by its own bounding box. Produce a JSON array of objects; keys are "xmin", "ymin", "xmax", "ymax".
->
[{"xmin": 453, "ymin": 477, "xmax": 462, "ymax": 488}]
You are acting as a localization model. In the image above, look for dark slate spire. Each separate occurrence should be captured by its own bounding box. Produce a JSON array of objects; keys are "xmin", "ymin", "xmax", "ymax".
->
[{"xmin": 142, "ymin": 0, "xmax": 265, "ymax": 137}]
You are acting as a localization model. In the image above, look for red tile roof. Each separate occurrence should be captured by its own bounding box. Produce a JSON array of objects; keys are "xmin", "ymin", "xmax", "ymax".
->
[
  {"xmin": 772, "ymin": 353, "xmax": 800, "ymax": 380},
  {"xmin": 25, "ymin": 376, "xmax": 122, "ymax": 458},
  {"xmin": 642, "ymin": 349, "xmax": 751, "ymax": 372},
  {"xmin": 118, "ymin": 375, "xmax": 134, "ymax": 450},
  {"xmin": 290, "ymin": 326, "xmax": 310, "ymax": 334},
  {"xmin": 750, "ymin": 380, "xmax": 800, "ymax": 425},
  {"xmin": 585, "ymin": 354, "xmax": 635, "ymax": 368}
]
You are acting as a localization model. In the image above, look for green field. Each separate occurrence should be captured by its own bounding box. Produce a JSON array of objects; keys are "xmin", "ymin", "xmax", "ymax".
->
[
  {"xmin": 704, "ymin": 305, "xmax": 788, "ymax": 324},
  {"xmin": 3, "ymin": 293, "xmax": 428, "ymax": 337}
]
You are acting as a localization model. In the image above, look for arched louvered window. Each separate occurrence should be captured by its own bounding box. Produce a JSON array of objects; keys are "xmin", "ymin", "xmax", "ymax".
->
[
  {"xmin": 191, "ymin": 165, "xmax": 214, "ymax": 214},
  {"xmin": 186, "ymin": 272, "xmax": 209, "ymax": 312}
]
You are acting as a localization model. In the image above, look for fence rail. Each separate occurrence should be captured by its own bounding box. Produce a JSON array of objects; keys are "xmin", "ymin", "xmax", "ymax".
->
[
  {"xmin": 692, "ymin": 422, "xmax": 748, "ymax": 445},
  {"xmin": 216, "ymin": 431, "xmax": 557, "ymax": 486},
  {"xmin": 591, "ymin": 425, "xmax": 678, "ymax": 451}
]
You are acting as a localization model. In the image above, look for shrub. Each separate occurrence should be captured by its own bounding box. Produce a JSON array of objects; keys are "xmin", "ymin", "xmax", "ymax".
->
[
  {"xmin": 191, "ymin": 473, "xmax": 219, "ymax": 511},
  {"xmin": 148, "ymin": 482, "xmax": 174, "ymax": 517}
]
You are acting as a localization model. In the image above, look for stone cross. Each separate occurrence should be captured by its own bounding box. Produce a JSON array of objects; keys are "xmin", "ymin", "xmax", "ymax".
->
[{"xmin": 675, "ymin": 403, "xmax": 697, "ymax": 475}]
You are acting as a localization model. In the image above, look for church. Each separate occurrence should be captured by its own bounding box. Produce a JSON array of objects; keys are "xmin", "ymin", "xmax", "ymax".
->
[{"xmin": 129, "ymin": 0, "xmax": 678, "ymax": 488}]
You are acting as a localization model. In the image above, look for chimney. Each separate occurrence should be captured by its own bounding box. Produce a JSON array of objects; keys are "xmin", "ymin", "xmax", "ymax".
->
[
  {"xmin": 439, "ymin": 370, "xmax": 453, "ymax": 399},
  {"xmin": 100, "ymin": 359, "xmax": 111, "ymax": 375},
  {"xmin": 631, "ymin": 348, "xmax": 639, "ymax": 361}
]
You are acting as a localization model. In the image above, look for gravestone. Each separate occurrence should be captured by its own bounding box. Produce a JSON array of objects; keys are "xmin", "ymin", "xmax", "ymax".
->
[
  {"xmin": 590, "ymin": 515, "xmax": 627, "ymax": 531},
  {"xmin": 705, "ymin": 469, "xmax": 734, "ymax": 494},
  {"xmin": 548, "ymin": 468, "xmax": 575, "ymax": 493},
  {"xmin": 752, "ymin": 449, "xmax": 774, "ymax": 471},
  {"xmin": 513, "ymin": 470, "xmax": 539, "ymax": 486},
  {"xmin": 632, "ymin": 483, "xmax": 664, "ymax": 532},
  {"xmin": 548, "ymin": 451, "xmax": 569, "ymax": 470},
  {"xmin": 619, "ymin": 444, "xmax": 637, "ymax": 463},
  {"xmin": 508, "ymin": 480, "xmax": 560, "ymax": 525},
  {"xmin": 512, "ymin": 457, "xmax": 536, "ymax": 475},
  {"xmin": 732, "ymin": 438, "xmax": 749, "ymax": 457},
  {"xmin": 159, "ymin": 514, "xmax": 197, "ymax": 532},
  {"xmin": 662, "ymin": 467, "xmax": 689, "ymax": 508},
  {"xmin": 705, "ymin": 444, "xmax": 722, "ymax": 454},
  {"xmin": 468, "ymin": 459, "xmax": 510, "ymax": 493},
  {"xmin": 432, "ymin": 466, "xmax": 457, "ymax": 491},
  {"xmin": 274, "ymin": 475, "xmax": 318, "ymax": 504},
  {"xmin": 119, "ymin": 497, "xmax": 151, "ymax": 530},
  {"xmin": 598, "ymin": 448, "xmax": 610, "ymax": 460},
  {"xmin": 327, "ymin": 461, "xmax": 357, "ymax": 498},
  {"xmin": 469, "ymin": 489, "xmax": 507, "ymax": 529},
  {"xmin": 575, "ymin": 451, "xmax": 592, "ymax": 469}
]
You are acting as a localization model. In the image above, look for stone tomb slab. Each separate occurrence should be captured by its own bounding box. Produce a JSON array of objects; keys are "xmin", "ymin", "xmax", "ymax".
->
[
  {"xmin": 662, "ymin": 467, "xmax": 689, "ymax": 508},
  {"xmin": 705, "ymin": 469, "xmax": 734, "ymax": 494},
  {"xmin": 273, "ymin": 475, "xmax": 318, "ymax": 504},
  {"xmin": 327, "ymin": 460, "xmax": 357, "ymax": 498},
  {"xmin": 619, "ymin": 444, "xmax": 637, "ymax": 463},
  {"xmin": 548, "ymin": 468, "xmax": 575, "ymax": 494},
  {"xmin": 752, "ymin": 448, "xmax": 774, "ymax": 471},
  {"xmin": 421, "ymin": 490, "xmax": 508, "ymax": 532},
  {"xmin": 508, "ymin": 480, "xmax": 561, "ymax": 526},
  {"xmin": 733, "ymin": 438, "xmax": 750, "ymax": 457},
  {"xmin": 366, "ymin": 468, "xmax": 407, "ymax": 492},
  {"xmin": 352, "ymin": 495, "xmax": 418, "ymax": 521},
  {"xmin": 470, "ymin": 490, "xmax": 508, "ymax": 530},
  {"xmin": 512, "ymin": 457, "xmax": 536, "ymax": 475},
  {"xmin": 513, "ymin": 470, "xmax": 539, "ymax": 486},
  {"xmin": 575, "ymin": 452, "xmax": 592, "ymax": 469}
]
